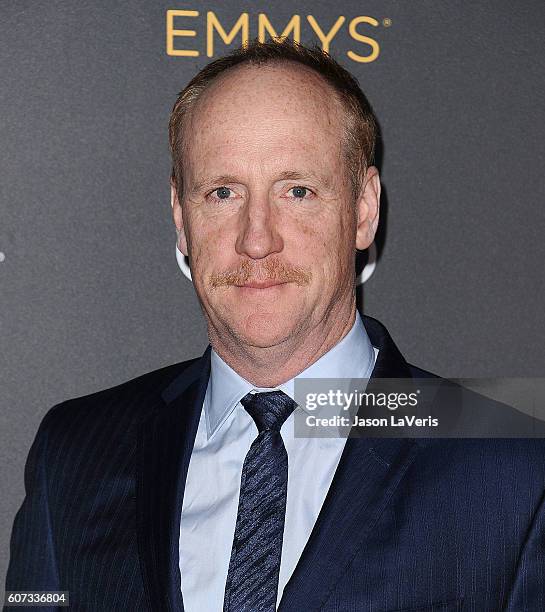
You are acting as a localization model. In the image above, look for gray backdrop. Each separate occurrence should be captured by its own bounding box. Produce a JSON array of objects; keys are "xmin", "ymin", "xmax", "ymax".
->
[{"xmin": 1, "ymin": 0, "xmax": 544, "ymax": 593}]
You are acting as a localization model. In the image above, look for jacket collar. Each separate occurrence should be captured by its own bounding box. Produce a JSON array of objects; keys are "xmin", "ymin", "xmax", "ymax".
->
[{"xmin": 363, "ymin": 314, "xmax": 413, "ymax": 379}]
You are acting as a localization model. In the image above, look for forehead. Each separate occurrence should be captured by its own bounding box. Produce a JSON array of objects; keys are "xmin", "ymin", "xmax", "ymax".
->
[{"xmin": 183, "ymin": 62, "xmax": 347, "ymax": 181}]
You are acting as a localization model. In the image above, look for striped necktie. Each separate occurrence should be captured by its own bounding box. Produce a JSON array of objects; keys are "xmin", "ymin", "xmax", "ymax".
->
[{"xmin": 223, "ymin": 390, "xmax": 298, "ymax": 611}]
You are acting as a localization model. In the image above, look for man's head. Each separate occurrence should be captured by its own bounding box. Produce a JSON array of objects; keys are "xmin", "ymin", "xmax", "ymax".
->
[{"xmin": 169, "ymin": 39, "xmax": 381, "ymax": 377}]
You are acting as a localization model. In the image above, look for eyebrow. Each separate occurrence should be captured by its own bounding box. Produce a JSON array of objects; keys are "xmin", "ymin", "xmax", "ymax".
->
[
  {"xmin": 191, "ymin": 170, "xmax": 333, "ymax": 193},
  {"xmin": 276, "ymin": 170, "xmax": 330, "ymax": 186},
  {"xmin": 191, "ymin": 175, "xmax": 240, "ymax": 194}
]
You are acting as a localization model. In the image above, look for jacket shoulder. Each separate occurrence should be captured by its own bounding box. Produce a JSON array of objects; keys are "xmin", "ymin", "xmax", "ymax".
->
[
  {"xmin": 407, "ymin": 363, "xmax": 441, "ymax": 379},
  {"xmin": 42, "ymin": 354, "xmax": 205, "ymax": 432}
]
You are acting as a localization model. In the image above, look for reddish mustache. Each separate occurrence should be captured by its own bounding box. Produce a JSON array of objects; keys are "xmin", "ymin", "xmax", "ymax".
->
[{"xmin": 209, "ymin": 259, "xmax": 312, "ymax": 288}]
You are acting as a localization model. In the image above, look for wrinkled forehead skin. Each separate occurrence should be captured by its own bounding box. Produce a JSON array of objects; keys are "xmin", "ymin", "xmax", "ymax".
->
[{"xmin": 180, "ymin": 61, "xmax": 352, "ymax": 198}]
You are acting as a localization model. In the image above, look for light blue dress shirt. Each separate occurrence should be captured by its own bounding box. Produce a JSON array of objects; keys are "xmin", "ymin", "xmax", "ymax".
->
[{"xmin": 179, "ymin": 311, "xmax": 378, "ymax": 611}]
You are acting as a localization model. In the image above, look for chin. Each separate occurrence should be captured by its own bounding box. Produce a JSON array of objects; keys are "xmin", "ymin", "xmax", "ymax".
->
[{"xmin": 234, "ymin": 313, "xmax": 298, "ymax": 349}]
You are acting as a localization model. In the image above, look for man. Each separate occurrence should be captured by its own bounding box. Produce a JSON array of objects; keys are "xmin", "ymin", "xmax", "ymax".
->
[{"xmin": 5, "ymin": 39, "xmax": 545, "ymax": 612}]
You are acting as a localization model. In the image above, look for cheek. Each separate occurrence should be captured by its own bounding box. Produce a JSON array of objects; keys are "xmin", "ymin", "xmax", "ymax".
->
[
  {"xmin": 288, "ymin": 222, "xmax": 323, "ymax": 262},
  {"xmin": 295, "ymin": 216, "xmax": 348, "ymax": 263},
  {"xmin": 190, "ymin": 223, "xmax": 227, "ymax": 266}
]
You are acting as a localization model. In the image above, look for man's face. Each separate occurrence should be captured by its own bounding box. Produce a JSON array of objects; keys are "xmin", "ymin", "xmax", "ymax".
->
[{"xmin": 172, "ymin": 63, "xmax": 380, "ymax": 352}]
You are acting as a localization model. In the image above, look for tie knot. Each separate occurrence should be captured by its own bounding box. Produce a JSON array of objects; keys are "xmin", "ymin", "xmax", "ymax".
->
[{"xmin": 240, "ymin": 390, "xmax": 298, "ymax": 432}]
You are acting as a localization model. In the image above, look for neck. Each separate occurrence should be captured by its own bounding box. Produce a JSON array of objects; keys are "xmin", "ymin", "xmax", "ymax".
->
[{"xmin": 208, "ymin": 298, "xmax": 357, "ymax": 388}]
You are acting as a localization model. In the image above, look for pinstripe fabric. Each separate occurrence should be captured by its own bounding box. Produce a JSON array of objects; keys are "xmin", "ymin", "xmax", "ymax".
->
[
  {"xmin": 223, "ymin": 391, "xmax": 297, "ymax": 611},
  {"xmin": 4, "ymin": 316, "xmax": 545, "ymax": 611},
  {"xmin": 4, "ymin": 354, "xmax": 208, "ymax": 612}
]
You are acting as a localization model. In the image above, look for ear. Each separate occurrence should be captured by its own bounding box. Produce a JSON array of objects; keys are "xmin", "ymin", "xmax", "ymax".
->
[
  {"xmin": 171, "ymin": 180, "xmax": 189, "ymax": 256},
  {"xmin": 355, "ymin": 165, "xmax": 381, "ymax": 251}
]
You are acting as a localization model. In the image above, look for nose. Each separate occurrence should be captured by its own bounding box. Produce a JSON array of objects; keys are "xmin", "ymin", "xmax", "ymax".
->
[{"xmin": 235, "ymin": 192, "xmax": 284, "ymax": 260}]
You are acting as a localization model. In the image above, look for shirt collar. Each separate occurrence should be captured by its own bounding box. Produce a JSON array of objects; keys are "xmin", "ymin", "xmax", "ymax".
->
[{"xmin": 204, "ymin": 310, "xmax": 377, "ymax": 440}]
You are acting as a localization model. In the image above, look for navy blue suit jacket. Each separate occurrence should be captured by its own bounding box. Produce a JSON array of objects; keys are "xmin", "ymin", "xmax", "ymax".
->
[{"xmin": 5, "ymin": 316, "xmax": 545, "ymax": 611}]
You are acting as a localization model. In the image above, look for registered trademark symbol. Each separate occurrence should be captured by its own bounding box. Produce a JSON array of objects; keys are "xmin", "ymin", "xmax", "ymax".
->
[{"xmin": 382, "ymin": 18, "xmax": 392, "ymax": 27}]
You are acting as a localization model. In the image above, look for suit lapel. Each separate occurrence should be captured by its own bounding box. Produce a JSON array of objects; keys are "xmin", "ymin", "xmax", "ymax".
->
[
  {"xmin": 136, "ymin": 346, "xmax": 211, "ymax": 612},
  {"xmin": 279, "ymin": 316, "xmax": 421, "ymax": 611}
]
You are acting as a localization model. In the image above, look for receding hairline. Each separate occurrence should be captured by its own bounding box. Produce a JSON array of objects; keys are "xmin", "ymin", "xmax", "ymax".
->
[
  {"xmin": 191, "ymin": 59, "xmax": 347, "ymax": 126},
  {"xmin": 177, "ymin": 59, "xmax": 357, "ymax": 188},
  {"xmin": 212, "ymin": 57, "xmax": 342, "ymax": 92},
  {"xmin": 169, "ymin": 41, "xmax": 377, "ymax": 200}
]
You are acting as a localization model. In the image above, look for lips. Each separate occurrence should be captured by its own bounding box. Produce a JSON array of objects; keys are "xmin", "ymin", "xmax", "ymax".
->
[{"xmin": 236, "ymin": 280, "xmax": 288, "ymax": 289}]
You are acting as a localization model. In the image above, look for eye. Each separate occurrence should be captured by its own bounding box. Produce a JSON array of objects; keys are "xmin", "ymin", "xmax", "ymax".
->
[
  {"xmin": 288, "ymin": 186, "xmax": 312, "ymax": 199},
  {"xmin": 212, "ymin": 186, "xmax": 232, "ymax": 200}
]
